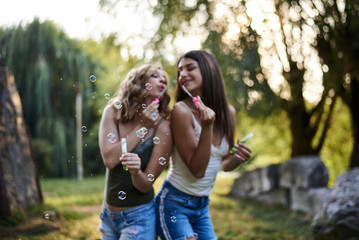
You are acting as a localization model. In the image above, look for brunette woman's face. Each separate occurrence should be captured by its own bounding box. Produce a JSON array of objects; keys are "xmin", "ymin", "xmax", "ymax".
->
[
  {"xmin": 177, "ymin": 58, "xmax": 202, "ymax": 95},
  {"xmin": 146, "ymin": 69, "xmax": 168, "ymax": 99}
]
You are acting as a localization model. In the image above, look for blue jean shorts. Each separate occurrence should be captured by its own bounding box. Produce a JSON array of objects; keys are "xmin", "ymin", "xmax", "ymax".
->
[
  {"xmin": 155, "ymin": 181, "xmax": 217, "ymax": 240},
  {"xmin": 98, "ymin": 200, "xmax": 156, "ymax": 240}
]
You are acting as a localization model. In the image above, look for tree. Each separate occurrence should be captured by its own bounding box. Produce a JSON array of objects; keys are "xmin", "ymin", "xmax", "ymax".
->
[
  {"xmin": 295, "ymin": 0, "xmax": 359, "ymax": 167},
  {"xmin": 119, "ymin": 0, "xmax": 335, "ymax": 158},
  {"xmin": 0, "ymin": 19, "xmax": 101, "ymax": 177},
  {"xmin": 0, "ymin": 61, "xmax": 42, "ymax": 218}
]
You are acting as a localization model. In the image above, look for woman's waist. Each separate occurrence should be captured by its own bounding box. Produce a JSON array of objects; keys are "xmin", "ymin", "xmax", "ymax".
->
[{"xmin": 105, "ymin": 201, "xmax": 134, "ymax": 212}]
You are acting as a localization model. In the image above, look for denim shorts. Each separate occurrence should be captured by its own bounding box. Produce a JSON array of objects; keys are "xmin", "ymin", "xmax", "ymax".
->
[
  {"xmin": 155, "ymin": 181, "xmax": 217, "ymax": 240},
  {"xmin": 98, "ymin": 200, "xmax": 156, "ymax": 240}
]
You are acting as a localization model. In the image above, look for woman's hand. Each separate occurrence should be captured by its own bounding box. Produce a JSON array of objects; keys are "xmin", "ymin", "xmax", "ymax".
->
[
  {"xmin": 233, "ymin": 141, "xmax": 252, "ymax": 164},
  {"xmin": 196, "ymin": 96, "xmax": 215, "ymax": 127},
  {"xmin": 141, "ymin": 100, "xmax": 161, "ymax": 128},
  {"xmin": 119, "ymin": 153, "xmax": 141, "ymax": 175}
]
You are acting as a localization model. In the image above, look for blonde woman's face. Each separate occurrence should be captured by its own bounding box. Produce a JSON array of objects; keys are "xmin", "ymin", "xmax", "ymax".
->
[{"xmin": 146, "ymin": 69, "xmax": 168, "ymax": 100}]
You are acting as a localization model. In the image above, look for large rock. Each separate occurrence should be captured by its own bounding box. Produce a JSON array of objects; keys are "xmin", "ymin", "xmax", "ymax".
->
[
  {"xmin": 279, "ymin": 156, "xmax": 329, "ymax": 189},
  {"xmin": 279, "ymin": 156, "xmax": 329, "ymax": 215},
  {"xmin": 291, "ymin": 187, "xmax": 330, "ymax": 215},
  {"xmin": 231, "ymin": 156, "xmax": 331, "ymax": 214},
  {"xmin": 0, "ymin": 61, "xmax": 42, "ymax": 217},
  {"xmin": 230, "ymin": 164, "xmax": 280, "ymax": 199},
  {"xmin": 312, "ymin": 167, "xmax": 359, "ymax": 239}
]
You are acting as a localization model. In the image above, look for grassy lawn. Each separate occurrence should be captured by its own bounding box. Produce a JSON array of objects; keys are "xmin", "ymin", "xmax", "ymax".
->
[{"xmin": 0, "ymin": 171, "xmax": 312, "ymax": 239}]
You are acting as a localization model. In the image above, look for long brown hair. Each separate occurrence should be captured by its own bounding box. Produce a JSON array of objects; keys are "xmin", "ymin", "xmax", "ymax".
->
[
  {"xmin": 109, "ymin": 64, "xmax": 170, "ymax": 122},
  {"xmin": 175, "ymin": 50, "xmax": 234, "ymax": 146}
]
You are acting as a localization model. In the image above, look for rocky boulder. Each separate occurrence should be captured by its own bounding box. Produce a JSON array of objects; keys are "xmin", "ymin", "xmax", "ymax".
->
[
  {"xmin": 312, "ymin": 167, "xmax": 359, "ymax": 240},
  {"xmin": 231, "ymin": 156, "xmax": 330, "ymax": 216}
]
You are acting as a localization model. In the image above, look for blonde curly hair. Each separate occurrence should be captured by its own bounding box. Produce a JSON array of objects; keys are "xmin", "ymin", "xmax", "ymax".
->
[{"xmin": 109, "ymin": 64, "xmax": 170, "ymax": 122}]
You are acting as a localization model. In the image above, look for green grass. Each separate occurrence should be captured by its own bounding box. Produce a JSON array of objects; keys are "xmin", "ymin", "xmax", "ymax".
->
[{"xmin": 0, "ymin": 172, "xmax": 312, "ymax": 240}]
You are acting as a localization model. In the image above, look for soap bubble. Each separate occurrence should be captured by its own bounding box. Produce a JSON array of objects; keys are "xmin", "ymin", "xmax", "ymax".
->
[
  {"xmin": 89, "ymin": 74, "xmax": 96, "ymax": 82},
  {"xmin": 150, "ymin": 112, "xmax": 158, "ymax": 121},
  {"xmin": 159, "ymin": 157, "xmax": 166, "ymax": 165},
  {"xmin": 107, "ymin": 133, "xmax": 116, "ymax": 143},
  {"xmin": 114, "ymin": 100, "xmax": 122, "ymax": 109},
  {"xmin": 81, "ymin": 126, "xmax": 87, "ymax": 132},
  {"xmin": 170, "ymin": 216, "xmax": 177, "ymax": 222},
  {"xmin": 118, "ymin": 191, "xmax": 127, "ymax": 200},
  {"xmin": 142, "ymin": 104, "xmax": 147, "ymax": 109},
  {"xmin": 136, "ymin": 127, "xmax": 148, "ymax": 138},
  {"xmin": 104, "ymin": 93, "xmax": 110, "ymax": 100},
  {"xmin": 147, "ymin": 174, "xmax": 155, "ymax": 182},
  {"xmin": 153, "ymin": 137, "xmax": 160, "ymax": 144},
  {"xmin": 145, "ymin": 83, "xmax": 152, "ymax": 90}
]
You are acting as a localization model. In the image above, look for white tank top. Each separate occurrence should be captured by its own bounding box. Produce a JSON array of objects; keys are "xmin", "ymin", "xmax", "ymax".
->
[{"xmin": 166, "ymin": 102, "xmax": 229, "ymax": 197}]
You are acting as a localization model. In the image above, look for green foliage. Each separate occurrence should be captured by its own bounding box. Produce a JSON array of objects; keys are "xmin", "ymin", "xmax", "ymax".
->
[
  {"xmin": 61, "ymin": 210, "xmax": 91, "ymax": 221},
  {"xmin": 234, "ymin": 110, "xmax": 292, "ymax": 172},
  {"xmin": 80, "ymin": 34, "xmax": 141, "ymax": 114},
  {"xmin": 40, "ymin": 175, "xmax": 105, "ymax": 207},
  {"xmin": 0, "ymin": 20, "xmax": 145, "ymax": 178},
  {"xmin": 235, "ymin": 99, "xmax": 352, "ymax": 185},
  {"xmin": 320, "ymin": 99, "xmax": 353, "ymax": 186},
  {"xmin": 204, "ymin": 27, "xmax": 279, "ymax": 116},
  {"xmin": 0, "ymin": 19, "xmax": 102, "ymax": 177},
  {"xmin": 0, "ymin": 208, "xmax": 26, "ymax": 227}
]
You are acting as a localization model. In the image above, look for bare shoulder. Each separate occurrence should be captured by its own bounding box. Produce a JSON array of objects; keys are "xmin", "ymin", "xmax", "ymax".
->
[
  {"xmin": 102, "ymin": 104, "xmax": 115, "ymax": 118},
  {"xmin": 157, "ymin": 119, "xmax": 171, "ymax": 133},
  {"xmin": 171, "ymin": 101, "xmax": 192, "ymax": 120},
  {"xmin": 228, "ymin": 104, "xmax": 236, "ymax": 116}
]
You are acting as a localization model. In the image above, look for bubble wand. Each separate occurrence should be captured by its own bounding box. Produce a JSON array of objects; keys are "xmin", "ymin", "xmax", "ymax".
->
[
  {"xmin": 229, "ymin": 132, "xmax": 254, "ymax": 154},
  {"xmin": 121, "ymin": 138, "xmax": 128, "ymax": 171},
  {"xmin": 181, "ymin": 85, "xmax": 199, "ymax": 108},
  {"xmin": 154, "ymin": 86, "xmax": 168, "ymax": 102}
]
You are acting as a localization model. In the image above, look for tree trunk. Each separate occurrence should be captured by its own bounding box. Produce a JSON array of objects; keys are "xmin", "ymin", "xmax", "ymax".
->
[
  {"xmin": 286, "ymin": 106, "xmax": 316, "ymax": 157},
  {"xmin": 0, "ymin": 61, "xmax": 42, "ymax": 217}
]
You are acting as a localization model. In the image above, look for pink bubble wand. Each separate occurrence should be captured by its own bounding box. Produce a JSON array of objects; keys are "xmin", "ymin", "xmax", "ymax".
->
[
  {"xmin": 181, "ymin": 85, "xmax": 199, "ymax": 108},
  {"xmin": 154, "ymin": 86, "xmax": 168, "ymax": 102}
]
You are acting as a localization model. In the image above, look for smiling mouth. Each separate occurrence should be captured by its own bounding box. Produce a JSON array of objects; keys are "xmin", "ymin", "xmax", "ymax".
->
[{"xmin": 182, "ymin": 80, "xmax": 191, "ymax": 86}]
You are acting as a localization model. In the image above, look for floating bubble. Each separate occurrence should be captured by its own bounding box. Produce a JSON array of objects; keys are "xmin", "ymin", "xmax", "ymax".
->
[
  {"xmin": 44, "ymin": 214, "xmax": 50, "ymax": 220},
  {"xmin": 145, "ymin": 83, "xmax": 152, "ymax": 90},
  {"xmin": 81, "ymin": 126, "xmax": 87, "ymax": 132},
  {"xmin": 159, "ymin": 157, "xmax": 166, "ymax": 165},
  {"xmin": 114, "ymin": 99, "xmax": 122, "ymax": 109},
  {"xmin": 104, "ymin": 93, "xmax": 110, "ymax": 100},
  {"xmin": 150, "ymin": 112, "xmax": 158, "ymax": 121},
  {"xmin": 136, "ymin": 127, "xmax": 148, "ymax": 138},
  {"xmin": 153, "ymin": 136, "xmax": 160, "ymax": 144},
  {"xmin": 89, "ymin": 74, "xmax": 96, "ymax": 82},
  {"xmin": 142, "ymin": 104, "xmax": 147, "ymax": 109},
  {"xmin": 170, "ymin": 216, "xmax": 177, "ymax": 222},
  {"xmin": 118, "ymin": 191, "xmax": 127, "ymax": 200},
  {"xmin": 147, "ymin": 174, "xmax": 155, "ymax": 182},
  {"xmin": 107, "ymin": 133, "xmax": 117, "ymax": 143}
]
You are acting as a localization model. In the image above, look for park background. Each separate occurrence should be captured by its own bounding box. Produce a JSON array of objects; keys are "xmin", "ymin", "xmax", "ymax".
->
[{"xmin": 0, "ymin": 0, "xmax": 358, "ymax": 239}]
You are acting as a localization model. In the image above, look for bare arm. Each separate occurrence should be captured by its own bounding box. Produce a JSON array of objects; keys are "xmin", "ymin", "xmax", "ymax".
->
[
  {"xmin": 221, "ymin": 105, "xmax": 252, "ymax": 171},
  {"xmin": 171, "ymin": 98, "xmax": 215, "ymax": 178}
]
